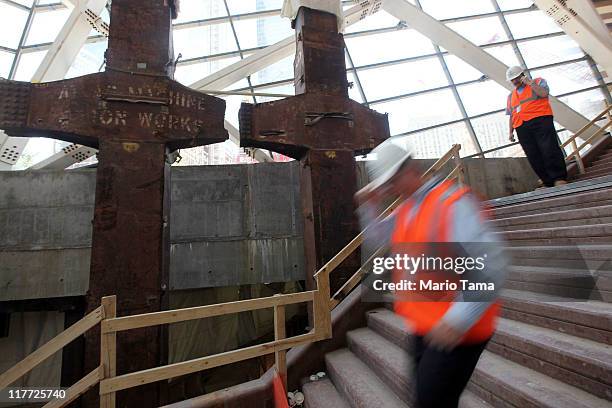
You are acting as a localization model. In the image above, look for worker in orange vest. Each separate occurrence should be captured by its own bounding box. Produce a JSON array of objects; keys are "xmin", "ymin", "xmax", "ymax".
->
[
  {"xmin": 356, "ymin": 140, "xmax": 508, "ymax": 408},
  {"xmin": 506, "ymin": 66, "xmax": 567, "ymax": 188}
]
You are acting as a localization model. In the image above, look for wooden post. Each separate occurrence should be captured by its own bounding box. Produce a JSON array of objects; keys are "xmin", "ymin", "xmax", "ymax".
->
[
  {"xmin": 571, "ymin": 139, "xmax": 585, "ymax": 174},
  {"xmin": 100, "ymin": 296, "xmax": 117, "ymax": 408},
  {"xmin": 452, "ymin": 145, "xmax": 465, "ymax": 185},
  {"xmin": 273, "ymin": 304, "xmax": 287, "ymax": 389},
  {"xmin": 313, "ymin": 272, "xmax": 332, "ymax": 340}
]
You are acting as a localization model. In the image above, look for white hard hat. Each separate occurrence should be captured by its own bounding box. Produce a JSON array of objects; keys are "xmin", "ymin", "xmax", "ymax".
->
[
  {"xmin": 363, "ymin": 139, "xmax": 412, "ymax": 192},
  {"xmin": 506, "ymin": 66, "xmax": 524, "ymax": 81}
]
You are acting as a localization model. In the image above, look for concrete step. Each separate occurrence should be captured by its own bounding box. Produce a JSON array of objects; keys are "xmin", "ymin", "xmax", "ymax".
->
[
  {"xmin": 346, "ymin": 327, "xmax": 413, "ymax": 404},
  {"xmin": 303, "ymin": 378, "xmax": 350, "ymax": 408},
  {"xmin": 500, "ymin": 289, "xmax": 612, "ymax": 344},
  {"xmin": 470, "ymin": 351, "xmax": 610, "ymax": 408},
  {"xmin": 325, "ymin": 348, "xmax": 407, "ymax": 408},
  {"xmin": 586, "ymin": 160, "xmax": 612, "ymax": 173},
  {"xmin": 489, "ymin": 188, "xmax": 612, "ymax": 218},
  {"xmin": 505, "ymin": 265, "xmax": 611, "ymax": 301},
  {"xmin": 578, "ymin": 167, "xmax": 612, "ymax": 179},
  {"xmin": 365, "ymin": 308, "xmax": 610, "ymax": 408},
  {"xmin": 490, "ymin": 318, "xmax": 612, "ymax": 399},
  {"xmin": 500, "ymin": 223, "xmax": 612, "ymax": 245},
  {"xmin": 490, "ymin": 204, "xmax": 612, "ymax": 231},
  {"xmin": 345, "ymin": 326, "xmax": 496, "ymax": 408},
  {"xmin": 505, "ymin": 245, "xmax": 612, "ymax": 262},
  {"xmin": 576, "ymin": 172, "xmax": 612, "ymax": 182}
]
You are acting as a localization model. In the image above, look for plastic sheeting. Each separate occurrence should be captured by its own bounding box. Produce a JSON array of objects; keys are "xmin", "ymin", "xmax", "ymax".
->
[
  {"xmin": 281, "ymin": 0, "xmax": 344, "ymax": 31},
  {"xmin": 0, "ymin": 311, "xmax": 64, "ymax": 407},
  {"xmin": 167, "ymin": 283, "xmax": 303, "ymax": 394}
]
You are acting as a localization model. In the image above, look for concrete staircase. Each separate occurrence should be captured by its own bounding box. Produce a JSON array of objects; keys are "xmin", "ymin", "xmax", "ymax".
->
[
  {"xmin": 302, "ymin": 176, "xmax": 612, "ymax": 407},
  {"xmin": 574, "ymin": 144, "xmax": 612, "ymax": 181}
]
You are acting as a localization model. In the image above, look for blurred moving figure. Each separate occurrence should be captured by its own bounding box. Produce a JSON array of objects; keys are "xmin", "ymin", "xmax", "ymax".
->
[
  {"xmin": 506, "ymin": 65, "xmax": 568, "ymax": 188},
  {"xmin": 356, "ymin": 140, "xmax": 508, "ymax": 408}
]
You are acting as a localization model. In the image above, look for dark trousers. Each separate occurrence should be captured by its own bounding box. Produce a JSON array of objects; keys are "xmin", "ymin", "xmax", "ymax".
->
[
  {"xmin": 515, "ymin": 115, "xmax": 568, "ymax": 187},
  {"xmin": 413, "ymin": 336, "xmax": 489, "ymax": 408}
]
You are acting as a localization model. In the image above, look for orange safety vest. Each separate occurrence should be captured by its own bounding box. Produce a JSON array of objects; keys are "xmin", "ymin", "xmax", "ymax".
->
[
  {"xmin": 508, "ymin": 78, "xmax": 553, "ymax": 129},
  {"xmin": 391, "ymin": 180, "xmax": 499, "ymax": 344}
]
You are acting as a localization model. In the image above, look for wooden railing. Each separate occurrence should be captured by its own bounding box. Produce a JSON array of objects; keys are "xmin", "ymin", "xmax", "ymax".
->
[
  {"xmin": 560, "ymin": 103, "xmax": 612, "ymax": 174},
  {"xmin": 0, "ymin": 144, "xmax": 464, "ymax": 407},
  {"xmin": 317, "ymin": 143, "xmax": 465, "ymax": 309}
]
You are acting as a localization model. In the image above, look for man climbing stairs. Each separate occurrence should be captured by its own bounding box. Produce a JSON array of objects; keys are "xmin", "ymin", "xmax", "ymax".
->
[{"xmin": 302, "ymin": 175, "xmax": 612, "ymax": 408}]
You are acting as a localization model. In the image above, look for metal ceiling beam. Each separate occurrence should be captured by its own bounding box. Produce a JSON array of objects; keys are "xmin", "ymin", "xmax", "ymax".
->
[
  {"xmin": 21, "ymin": 0, "xmax": 107, "ymax": 170},
  {"xmin": 32, "ymin": 0, "xmax": 108, "ymax": 82},
  {"xmin": 189, "ymin": 1, "xmax": 381, "ymax": 91},
  {"xmin": 533, "ymin": 0, "xmax": 612, "ymax": 75},
  {"xmin": 382, "ymin": 0, "xmax": 594, "ymax": 134}
]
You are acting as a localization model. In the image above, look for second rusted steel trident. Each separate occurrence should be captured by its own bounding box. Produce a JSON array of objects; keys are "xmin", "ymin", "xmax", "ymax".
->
[
  {"xmin": 239, "ymin": 7, "xmax": 390, "ymax": 292},
  {"xmin": 0, "ymin": 0, "xmax": 227, "ymax": 406}
]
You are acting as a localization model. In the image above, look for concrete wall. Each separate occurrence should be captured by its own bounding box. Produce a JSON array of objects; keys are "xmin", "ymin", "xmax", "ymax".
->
[
  {"xmin": 169, "ymin": 163, "xmax": 304, "ymax": 290},
  {"xmin": 0, "ymin": 162, "xmax": 304, "ymax": 301},
  {"xmin": 356, "ymin": 157, "xmax": 539, "ymax": 200}
]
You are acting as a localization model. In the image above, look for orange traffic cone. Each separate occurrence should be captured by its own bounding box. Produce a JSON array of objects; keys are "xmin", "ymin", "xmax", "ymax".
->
[{"xmin": 273, "ymin": 369, "xmax": 289, "ymax": 408}]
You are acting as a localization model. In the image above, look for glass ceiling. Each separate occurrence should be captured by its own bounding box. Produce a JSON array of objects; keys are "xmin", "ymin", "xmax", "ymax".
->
[{"xmin": 0, "ymin": 0, "xmax": 610, "ymax": 168}]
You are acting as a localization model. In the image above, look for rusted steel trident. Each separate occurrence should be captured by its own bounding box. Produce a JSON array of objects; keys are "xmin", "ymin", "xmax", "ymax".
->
[
  {"xmin": 239, "ymin": 7, "xmax": 390, "ymax": 292},
  {"xmin": 0, "ymin": 0, "xmax": 227, "ymax": 405}
]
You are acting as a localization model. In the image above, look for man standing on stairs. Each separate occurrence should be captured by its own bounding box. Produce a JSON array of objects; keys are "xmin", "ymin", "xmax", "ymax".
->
[
  {"xmin": 356, "ymin": 140, "xmax": 508, "ymax": 408},
  {"xmin": 506, "ymin": 65, "xmax": 568, "ymax": 188}
]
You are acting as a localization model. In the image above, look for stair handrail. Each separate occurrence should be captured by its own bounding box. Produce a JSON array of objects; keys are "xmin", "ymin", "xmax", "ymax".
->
[
  {"xmin": 560, "ymin": 103, "xmax": 612, "ymax": 174},
  {"xmin": 0, "ymin": 302, "xmax": 109, "ymax": 408},
  {"xmin": 313, "ymin": 144, "xmax": 464, "ymax": 308},
  {"xmin": 0, "ymin": 287, "xmax": 332, "ymax": 408}
]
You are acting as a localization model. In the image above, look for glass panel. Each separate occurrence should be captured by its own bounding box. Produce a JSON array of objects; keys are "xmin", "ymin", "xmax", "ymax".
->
[
  {"xmin": 174, "ymin": 56, "xmax": 241, "ymax": 85},
  {"xmin": 345, "ymin": 29, "xmax": 435, "ymax": 67},
  {"xmin": 172, "ymin": 23, "xmax": 238, "ymax": 60},
  {"xmin": 400, "ymin": 121, "xmax": 477, "ymax": 159},
  {"xmin": 347, "ymin": 71, "xmax": 363, "ymax": 103},
  {"xmin": 358, "ymin": 57, "xmax": 449, "ymax": 102},
  {"xmin": 0, "ymin": 4, "xmax": 28, "ymax": 48},
  {"xmin": 0, "ymin": 50, "xmax": 14, "ymax": 78},
  {"xmin": 174, "ymin": 0, "xmax": 228, "ymax": 24},
  {"xmin": 65, "ymin": 40, "xmax": 107, "ymax": 78},
  {"xmin": 457, "ymin": 80, "xmax": 508, "ymax": 116},
  {"xmin": 505, "ymin": 11, "xmax": 561, "ymax": 39},
  {"xmin": 250, "ymin": 55, "xmax": 293, "ymax": 86},
  {"xmin": 226, "ymin": 0, "xmax": 283, "ymax": 15},
  {"xmin": 12, "ymin": 0, "xmax": 33, "ymax": 6},
  {"xmin": 530, "ymin": 61, "xmax": 599, "ymax": 95},
  {"xmin": 255, "ymin": 83, "xmax": 294, "ymax": 103},
  {"xmin": 496, "ymin": 0, "xmax": 533, "ymax": 11},
  {"xmin": 345, "ymin": 10, "xmax": 398, "ymax": 34},
  {"xmin": 557, "ymin": 88, "xmax": 608, "ymax": 120},
  {"xmin": 370, "ymin": 88, "xmax": 462, "ymax": 135},
  {"xmin": 421, "ymin": 0, "xmax": 495, "ymax": 20},
  {"xmin": 484, "ymin": 44, "xmax": 520, "ymax": 67},
  {"xmin": 222, "ymin": 94, "xmax": 249, "ymax": 128},
  {"xmin": 470, "ymin": 111, "xmax": 525, "ymax": 157},
  {"xmin": 233, "ymin": 15, "xmax": 293, "ymax": 50},
  {"xmin": 444, "ymin": 55, "xmax": 483, "ymax": 83},
  {"xmin": 14, "ymin": 138, "xmax": 58, "ymax": 170},
  {"xmin": 14, "ymin": 50, "xmax": 47, "ymax": 81},
  {"xmin": 518, "ymin": 35, "xmax": 584, "ymax": 68},
  {"xmin": 446, "ymin": 16, "xmax": 507, "ymax": 46},
  {"xmin": 26, "ymin": 8, "xmax": 71, "ymax": 46}
]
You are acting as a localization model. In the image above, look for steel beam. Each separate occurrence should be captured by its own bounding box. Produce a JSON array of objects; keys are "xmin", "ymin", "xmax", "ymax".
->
[
  {"xmin": 382, "ymin": 0, "xmax": 594, "ymax": 134},
  {"xmin": 533, "ymin": 0, "xmax": 612, "ymax": 75}
]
